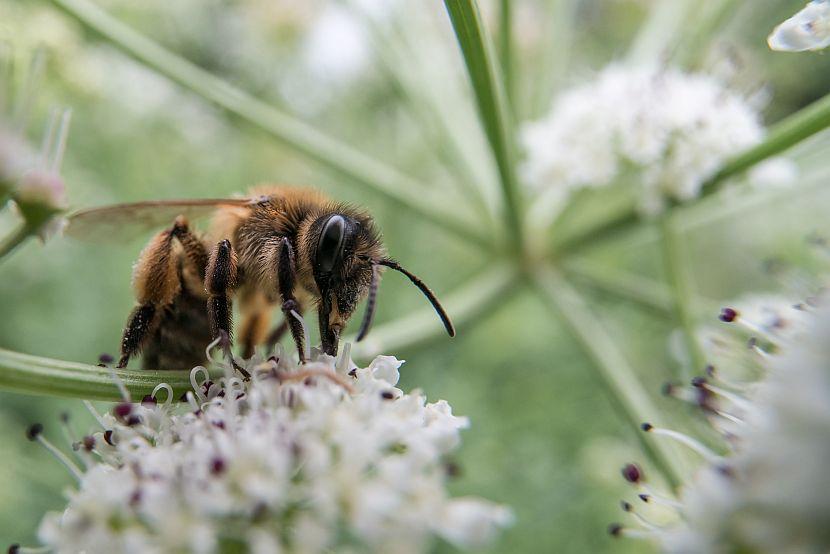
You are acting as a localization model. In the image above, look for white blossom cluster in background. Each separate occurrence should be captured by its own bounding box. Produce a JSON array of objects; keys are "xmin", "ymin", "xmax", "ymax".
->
[
  {"xmin": 614, "ymin": 292, "xmax": 830, "ymax": 553},
  {"xmin": 768, "ymin": 0, "xmax": 830, "ymax": 52},
  {"xmin": 521, "ymin": 65, "xmax": 793, "ymax": 215},
  {"xmin": 36, "ymin": 347, "xmax": 513, "ymax": 554}
]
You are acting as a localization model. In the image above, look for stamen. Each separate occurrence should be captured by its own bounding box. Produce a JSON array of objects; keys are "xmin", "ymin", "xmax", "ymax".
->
[
  {"xmin": 151, "ymin": 383, "xmax": 174, "ymax": 409},
  {"xmin": 705, "ymin": 365, "xmax": 748, "ymax": 392},
  {"xmin": 190, "ymin": 366, "xmax": 211, "ymax": 404},
  {"xmin": 336, "ymin": 343, "xmax": 352, "ymax": 375},
  {"xmin": 9, "ymin": 546, "xmax": 51, "ymax": 554},
  {"xmin": 608, "ymin": 524, "xmax": 654, "ymax": 539},
  {"xmin": 204, "ymin": 335, "xmax": 224, "ymax": 367},
  {"xmin": 58, "ymin": 412, "xmax": 77, "ymax": 448},
  {"xmin": 620, "ymin": 500, "xmax": 659, "ymax": 530},
  {"xmin": 641, "ymin": 423, "xmax": 720, "ymax": 462},
  {"xmin": 748, "ymin": 338, "xmax": 772, "ymax": 360},
  {"xmin": 105, "ymin": 365, "xmax": 131, "ymax": 403},
  {"xmin": 290, "ymin": 310, "xmax": 311, "ymax": 363},
  {"xmin": 82, "ymin": 400, "xmax": 107, "ymax": 429},
  {"xmin": 638, "ymin": 493, "xmax": 682, "ymax": 509},
  {"xmin": 27, "ymin": 424, "xmax": 83, "ymax": 482},
  {"xmin": 700, "ymin": 382, "xmax": 754, "ymax": 412},
  {"xmin": 49, "ymin": 109, "xmax": 71, "ymax": 172}
]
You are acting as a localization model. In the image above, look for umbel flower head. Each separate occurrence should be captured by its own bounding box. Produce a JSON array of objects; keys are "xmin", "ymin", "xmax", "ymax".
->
[
  {"xmin": 521, "ymin": 65, "xmax": 790, "ymax": 215},
  {"xmin": 33, "ymin": 344, "xmax": 513, "ymax": 554},
  {"xmin": 613, "ymin": 292, "xmax": 830, "ymax": 553}
]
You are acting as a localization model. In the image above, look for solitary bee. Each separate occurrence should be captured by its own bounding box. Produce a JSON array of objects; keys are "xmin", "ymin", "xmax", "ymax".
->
[{"xmin": 66, "ymin": 185, "xmax": 455, "ymax": 369}]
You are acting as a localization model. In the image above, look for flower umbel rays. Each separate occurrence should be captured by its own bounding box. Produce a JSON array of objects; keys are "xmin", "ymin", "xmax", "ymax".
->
[
  {"xmin": 612, "ymin": 291, "xmax": 830, "ymax": 553},
  {"xmin": 521, "ymin": 65, "xmax": 787, "ymax": 215},
  {"xmin": 30, "ymin": 343, "xmax": 513, "ymax": 554},
  {"xmin": 768, "ymin": 1, "xmax": 830, "ymax": 52}
]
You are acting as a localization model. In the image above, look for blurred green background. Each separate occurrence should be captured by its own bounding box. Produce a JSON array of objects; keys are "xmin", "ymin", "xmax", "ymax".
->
[{"xmin": 1, "ymin": 0, "xmax": 829, "ymax": 551}]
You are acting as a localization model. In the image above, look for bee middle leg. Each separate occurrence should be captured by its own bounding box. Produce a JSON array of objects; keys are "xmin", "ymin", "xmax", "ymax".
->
[
  {"xmin": 205, "ymin": 239, "xmax": 238, "ymax": 341},
  {"xmin": 277, "ymin": 237, "xmax": 307, "ymax": 363}
]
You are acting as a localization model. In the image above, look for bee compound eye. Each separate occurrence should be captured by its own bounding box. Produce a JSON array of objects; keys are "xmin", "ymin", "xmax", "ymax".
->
[{"xmin": 317, "ymin": 214, "xmax": 346, "ymax": 274}]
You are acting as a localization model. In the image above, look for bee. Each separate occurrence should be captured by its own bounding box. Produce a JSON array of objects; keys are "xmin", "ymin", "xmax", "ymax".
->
[{"xmin": 66, "ymin": 185, "xmax": 455, "ymax": 370}]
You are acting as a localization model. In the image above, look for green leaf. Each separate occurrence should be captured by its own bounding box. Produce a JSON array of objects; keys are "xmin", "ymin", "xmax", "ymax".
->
[
  {"xmin": 48, "ymin": 0, "xmax": 489, "ymax": 249},
  {"xmin": 444, "ymin": 0, "xmax": 524, "ymax": 249}
]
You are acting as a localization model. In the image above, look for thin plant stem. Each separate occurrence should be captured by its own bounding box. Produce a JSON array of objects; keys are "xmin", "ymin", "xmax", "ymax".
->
[
  {"xmin": 48, "ymin": 0, "xmax": 489, "ymax": 249},
  {"xmin": 352, "ymin": 5, "xmax": 495, "ymax": 223},
  {"xmin": 0, "ymin": 223, "xmax": 32, "ymax": 261},
  {"xmin": 534, "ymin": 266, "xmax": 683, "ymax": 489},
  {"xmin": 498, "ymin": 0, "xmax": 514, "ymax": 116},
  {"xmin": 703, "ymin": 91, "xmax": 830, "ymax": 192},
  {"xmin": 350, "ymin": 262, "xmax": 517, "ymax": 360},
  {"xmin": 658, "ymin": 214, "xmax": 706, "ymax": 378},
  {"xmin": 561, "ymin": 258, "xmax": 673, "ymax": 314},
  {"xmin": 444, "ymin": 0, "xmax": 524, "ymax": 251},
  {"xmin": 0, "ymin": 347, "xmax": 193, "ymax": 401}
]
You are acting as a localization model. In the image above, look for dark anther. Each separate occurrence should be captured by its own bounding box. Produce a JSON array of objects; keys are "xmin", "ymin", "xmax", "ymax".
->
[
  {"xmin": 26, "ymin": 423, "xmax": 43, "ymax": 441},
  {"xmin": 141, "ymin": 395, "xmax": 157, "ymax": 406},
  {"xmin": 113, "ymin": 402, "xmax": 132, "ymax": 419},
  {"xmin": 638, "ymin": 493, "xmax": 649, "ymax": 503},
  {"xmin": 641, "ymin": 423, "xmax": 653, "ymax": 432},
  {"xmin": 82, "ymin": 436, "xmax": 95, "ymax": 451},
  {"xmin": 104, "ymin": 430, "xmax": 115, "ymax": 446},
  {"xmin": 8, "ymin": 544, "xmax": 20, "ymax": 554},
  {"xmin": 621, "ymin": 500, "xmax": 632, "ymax": 512},
  {"xmin": 691, "ymin": 376, "xmax": 707, "ymax": 388},
  {"xmin": 621, "ymin": 463, "xmax": 642, "ymax": 484},
  {"xmin": 304, "ymin": 377, "xmax": 315, "ymax": 386},
  {"xmin": 126, "ymin": 415, "xmax": 141, "ymax": 426},
  {"xmin": 129, "ymin": 489, "xmax": 142, "ymax": 507},
  {"xmin": 212, "ymin": 420, "xmax": 226, "ymax": 430},
  {"xmin": 99, "ymin": 353, "xmax": 115, "ymax": 364},
  {"xmin": 381, "ymin": 391, "xmax": 395, "ymax": 400},
  {"xmin": 445, "ymin": 461, "xmax": 462, "ymax": 478},
  {"xmin": 608, "ymin": 523, "xmax": 623, "ymax": 537},
  {"xmin": 705, "ymin": 364, "xmax": 715, "ymax": 376},
  {"xmin": 661, "ymin": 382, "xmax": 676, "ymax": 396},
  {"xmin": 348, "ymin": 368, "xmax": 357, "ymax": 377},
  {"xmin": 716, "ymin": 464, "xmax": 735, "ymax": 478},
  {"xmin": 210, "ymin": 457, "xmax": 226, "ymax": 475},
  {"xmin": 59, "ymin": 412, "xmax": 70, "ymax": 423},
  {"xmin": 719, "ymin": 307, "xmax": 738, "ymax": 322}
]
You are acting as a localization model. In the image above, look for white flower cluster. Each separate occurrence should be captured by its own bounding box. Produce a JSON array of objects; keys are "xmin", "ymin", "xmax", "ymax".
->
[
  {"xmin": 615, "ymin": 294, "xmax": 830, "ymax": 553},
  {"xmin": 521, "ymin": 65, "xmax": 777, "ymax": 214},
  {"xmin": 36, "ymin": 348, "xmax": 512, "ymax": 554},
  {"xmin": 768, "ymin": 0, "xmax": 830, "ymax": 52}
]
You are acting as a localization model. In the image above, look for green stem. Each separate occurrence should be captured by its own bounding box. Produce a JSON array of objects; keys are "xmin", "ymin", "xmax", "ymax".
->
[
  {"xmin": 0, "ymin": 348, "xmax": 193, "ymax": 401},
  {"xmin": 48, "ymin": 0, "xmax": 489, "ymax": 249},
  {"xmin": 444, "ymin": 0, "xmax": 524, "ymax": 251},
  {"xmin": 350, "ymin": 262, "xmax": 517, "ymax": 360},
  {"xmin": 0, "ymin": 224, "xmax": 32, "ymax": 261},
  {"xmin": 704, "ymin": 90, "xmax": 830, "ymax": 192},
  {"xmin": 561, "ymin": 258, "xmax": 673, "ymax": 314},
  {"xmin": 534, "ymin": 266, "xmax": 682, "ymax": 489},
  {"xmin": 658, "ymin": 215, "xmax": 705, "ymax": 377},
  {"xmin": 498, "ymin": 0, "xmax": 514, "ymax": 116}
]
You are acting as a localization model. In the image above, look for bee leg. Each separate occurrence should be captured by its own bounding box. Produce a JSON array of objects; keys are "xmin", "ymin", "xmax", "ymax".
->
[
  {"xmin": 238, "ymin": 289, "xmax": 274, "ymax": 359},
  {"xmin": 118, "ymin": 228, "xmax": 181, "ymax": 368},
  {"xmin": 171, "ymin": 216, "xmax": 209, "ymax": 280},
  {"xmin": 205, "ymin": 239, "xmax": 238, "ymax": 342},
  {"xmin": 264, "ymin": 319, "xmax": 290, "ymax": 353},
  {"xmin": 277, "ymin": 237, "xmax": 307, "ymax": 363}
]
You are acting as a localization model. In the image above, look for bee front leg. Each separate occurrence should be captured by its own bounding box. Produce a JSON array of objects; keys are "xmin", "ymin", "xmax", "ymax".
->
[
  {"xmin": 118, "ymin": 228, "xmax": 181, "ymax": 368},
  {"xmin": 205, "ymin": 239, "xmax": 238, "ymax": 342},
  {"xmin": 277, "ymin": 237, "xmax": 307, "ymax": 364}
]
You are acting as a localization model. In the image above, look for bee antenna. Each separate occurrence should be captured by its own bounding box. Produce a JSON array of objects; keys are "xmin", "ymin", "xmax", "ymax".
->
[
  {"xmin": 356, "ymin": 264, "xmax": 380, "ymax": 342},
  {"xmin": 373, "ymin": 258, "xmax": 455, "ymax": 337}
]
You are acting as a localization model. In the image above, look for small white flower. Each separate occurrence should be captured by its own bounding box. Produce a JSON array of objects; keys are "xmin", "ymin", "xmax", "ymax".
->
[
  {"xmin": 768, "ymin": 1, "xmax": 830, "ymax": 52},
  {"xmin": 34, "ymin": 347, "xmax": 512, "ymax": 553},
  {"xmin": 522, "ymin": 65, "xmax": 772, "ymax": 214}
]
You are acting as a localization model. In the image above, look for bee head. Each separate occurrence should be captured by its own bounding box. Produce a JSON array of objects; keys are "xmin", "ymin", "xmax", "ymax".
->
[{"xmin": 309, "ymin": 210, "xmax": 382, "ymax": 354}]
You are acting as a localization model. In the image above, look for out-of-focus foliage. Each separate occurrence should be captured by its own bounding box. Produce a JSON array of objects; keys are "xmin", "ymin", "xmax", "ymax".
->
[{"xmin": 0, "ymin": 0, "xmax": 828, "ymax": 551}]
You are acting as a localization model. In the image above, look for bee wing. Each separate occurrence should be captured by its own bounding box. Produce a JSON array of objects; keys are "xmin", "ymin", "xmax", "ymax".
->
[{"xmin": 63, "ymin": 198, "xmax": 257, "ymax": 242}]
